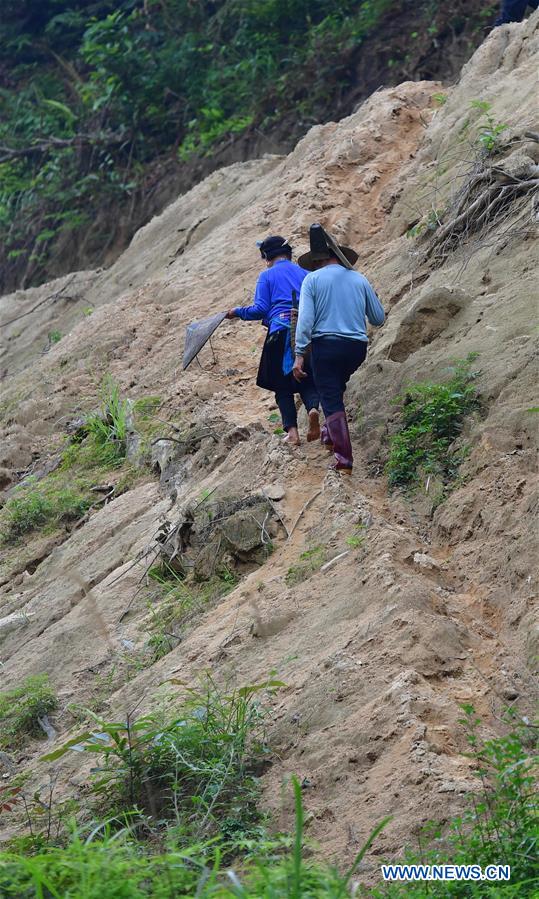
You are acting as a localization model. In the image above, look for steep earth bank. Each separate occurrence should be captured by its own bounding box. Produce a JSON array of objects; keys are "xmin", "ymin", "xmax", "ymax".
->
[{"xmin": 0, "ymin": 13, "xmax": 537, "ymax": 874}]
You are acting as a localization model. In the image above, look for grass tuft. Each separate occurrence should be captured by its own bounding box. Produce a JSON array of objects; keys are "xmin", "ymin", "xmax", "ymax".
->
[
  {"xmin": 387, "ymin": 355, "xmax": 481, "ymax": 492},
  {"xmin": 0, "ymin": 477, "xmax": 92, "ymax": 544},
  {"xmin": 285, "ymin": 546, "xmax": 327, "ymax": 586},
  {"xmin": 0, "ymin": 675, "xmax": 58, "ymax": 750}
]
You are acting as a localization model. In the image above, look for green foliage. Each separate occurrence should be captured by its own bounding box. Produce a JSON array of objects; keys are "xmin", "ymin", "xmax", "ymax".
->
[
  {"xmin": 84, "ymin": 377, "xmax": 130, "ymax": 464},
  {"xmin": 0, "ymin": 0, "xmax": 417, "ymax": 288},
  {"xmin": 47, "ymin": 329, "xmax": 62, "ymax": 344},
  {"xmin": 370, "ymin": 708, "xmax": 538, "ymax": 897},
  {"xmin": 0, "ymin": 476, "xmax": 92, "ymax": 543},
  {"xmin": 406, "ymin": 208, "xmax": 442, "ymax": 239},
  {"xmin": 387, "ymin": 355, "xmax": 481, "ymax": 492},
  {"xmin": 0, "ymin": 381, "xmax": 140, "ymax": 543},
  {"xmin": 285, "ymin": 545, "xmax": 326, "ymax": 586},
  {"xmin": 43, "ymin": 675, "xmax": 282, "ymax": 839},
  {"xmin": 62, "ymin": 377, "xmax": 131, "ymax": 470},
  {"xmin": 145, "ymin": 563, "xmax": 239, "ymax": 661},
  {"xmin": 346, "ymin": 526, "xmax": 366, "ymax": 548},
  {"xmin": 432, "ymin": 92, "xmax": 448, "ymax": 105},
  {"xmin": 0, "ymin": 675, "xmax": 58, "ymax": 750},
  {"xmin": 470, "ymin": 100, "xmax": 509, "ymax": 155},
  {"xmin": 0, "ymin": 779, "xmax": 389, "ymax": 897}
]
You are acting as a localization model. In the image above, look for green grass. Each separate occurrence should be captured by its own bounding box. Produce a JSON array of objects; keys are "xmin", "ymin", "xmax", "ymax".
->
[
  {"xmin": 1, "ymin": 692, "xmax": 536, "ymax": 898},
  {"xmin": 0, "ymin": 381, "xmax": 157, "ymax": 544},
  {"xmin": 0, "ymin": 675, "xmax": 58, "ymax": 750},
  {"xmin": 285, "ymin": 546, "xmax": 327, "ymax": 586},
  {"xmin": 81, "ymin": 377, "xmax": 130, "ymax": 468},
  {"xmin": 43, "ymin": 675, "xmax": 282, "ymax": 840},
  {"xmin": 0, "ymin": 476, "xmax": 93, "ymax": 544},
  {"xmin": 387, "ymin": 355, "xmax": 481, "ymax": 492},
  {"xmin": 0, "ymin": 777, "xmax": 388, "ymax": 898}
]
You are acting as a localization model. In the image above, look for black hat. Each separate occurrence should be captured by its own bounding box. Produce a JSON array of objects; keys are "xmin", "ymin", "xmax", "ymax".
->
[
  {"xmin": 298, "ymin": 223, "xmax": 358, "ymax": 271},
  {"xmin": 257, "ymin": 235, "xmax": 292, "ymax": 260}
]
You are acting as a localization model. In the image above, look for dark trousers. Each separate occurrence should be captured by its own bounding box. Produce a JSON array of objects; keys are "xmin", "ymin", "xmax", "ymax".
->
[
  {"xmin": 275, "ymin": 374, "xmax": 319, "ymax": 431},
  {"xmin": 311, "ymin": 336, "xmax": 367, "ymax": 417},
  {"xmin": 495, "ymin": 0, "xmax": 537, "ymax": 23}
]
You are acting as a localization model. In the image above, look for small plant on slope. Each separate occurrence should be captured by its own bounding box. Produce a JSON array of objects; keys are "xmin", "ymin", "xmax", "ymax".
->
[
  {"xmin": 0, "ymin": 675, "xmax": 58, "ymax": 750},
  {"xmin": 83, "ymin": 376, "xmax": 130, "ymax": 467},
  {"xmin": 470, "ymin": 100, "xmax": 509, "ymax": 155},
  {"xmin": 43, "ymin": 675, "xmax": 283, "ymax": 842},
  {"xmin": 285, "ymin": 545, "xmax": 327, "ymax": 586},
  {"xmin": 0, "ymin": 477, "xmax": 92, "ymax": 543},
  {"xmin": 387, "ymin": 355, "xmax": 481, "ymax": 492}
]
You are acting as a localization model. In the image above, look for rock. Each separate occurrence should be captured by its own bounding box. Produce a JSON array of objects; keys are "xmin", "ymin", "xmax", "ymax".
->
[
  {"xmin": 0, "ymin": 612, "xmax": 32, "ymax": 638},
  {"xmin": 413, "ymin": 552, "xmax": 441, "ymax": 570},
  {"xmin": 263, "ymin": 483, "xmax": 286, "ymax": 501}
]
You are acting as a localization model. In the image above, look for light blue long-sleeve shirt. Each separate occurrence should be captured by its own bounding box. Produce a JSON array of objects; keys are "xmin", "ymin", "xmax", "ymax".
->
[{"xmin": 295, "ymin": 263, "xmax": 385, "ymax": 354}]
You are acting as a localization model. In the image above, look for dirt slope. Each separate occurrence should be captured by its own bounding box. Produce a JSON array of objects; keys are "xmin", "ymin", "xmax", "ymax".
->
[{"xmin": 0, "ymin": 13, "xmax": 537, "ymax": 872}]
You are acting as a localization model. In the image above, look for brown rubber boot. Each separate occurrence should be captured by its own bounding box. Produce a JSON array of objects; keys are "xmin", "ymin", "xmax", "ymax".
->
[
  {"xmin": 306, "ymin": 408, "xmax": 321, "ymax": 442},
  {"xmin": 326, "ymin": 411, "xmax": 353, "ymax": 472}
]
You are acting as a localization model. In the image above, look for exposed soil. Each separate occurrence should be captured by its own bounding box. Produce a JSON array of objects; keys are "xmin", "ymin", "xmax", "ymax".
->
[{"xmin": 0, "ymin": 12, "xmax": 537, "ymax": 882}]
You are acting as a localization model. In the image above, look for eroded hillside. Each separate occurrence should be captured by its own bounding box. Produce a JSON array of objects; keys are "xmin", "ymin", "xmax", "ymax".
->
[{"xmin": 0, "ymin": 13, "xmax": 537, "ymax": 877}]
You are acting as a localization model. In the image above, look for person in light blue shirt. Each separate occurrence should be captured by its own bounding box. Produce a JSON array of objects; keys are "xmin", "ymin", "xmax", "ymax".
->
[
  {"xmin": 226, "ymin": 235, "xmax": 320, "ymax": 446},
  {"xmin": 293, "ymin": 224, "xmax": 385, "ymax": 473}
]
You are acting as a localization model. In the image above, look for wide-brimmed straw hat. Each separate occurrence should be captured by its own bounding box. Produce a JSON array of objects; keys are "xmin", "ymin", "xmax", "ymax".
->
[{"xmin": 297, "ymin": 223, "xmax": 358, "ymax": 271}]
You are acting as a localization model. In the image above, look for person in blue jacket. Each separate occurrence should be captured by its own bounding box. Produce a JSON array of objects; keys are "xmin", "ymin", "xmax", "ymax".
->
[{"xmin": 226, "ymin": 235, "xmax": 320, "ymax": 446}]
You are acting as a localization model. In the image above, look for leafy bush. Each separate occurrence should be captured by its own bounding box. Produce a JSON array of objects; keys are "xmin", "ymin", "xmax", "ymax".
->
[
  {"xmin": 371, "ymin": 707, "xmax": 538, "ymax": 897},
  {"xmin": 43, "ymin": 676, "xmax": 282, "ymax": 840},
  {"xmin": 387, "ymin": 355, "xmax": 481, "ymax": 491},
  {"xmin": 0, "ymin": 675, "xmax": 58, "ymax": 750},
  {"xmin": 0, "ymin": 477, "xmax": 92, "ymax": 543}
]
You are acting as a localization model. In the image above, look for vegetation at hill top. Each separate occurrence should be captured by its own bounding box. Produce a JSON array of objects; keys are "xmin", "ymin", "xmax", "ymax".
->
[{"xmin": 1, "ymin": 0, "xmax": 496, "ymax": 292}]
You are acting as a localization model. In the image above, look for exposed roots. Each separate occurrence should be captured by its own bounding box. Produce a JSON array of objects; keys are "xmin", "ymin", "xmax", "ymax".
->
[{"xmin": 423, "ymin": 151, "xmax": 539, "ymax": 263}]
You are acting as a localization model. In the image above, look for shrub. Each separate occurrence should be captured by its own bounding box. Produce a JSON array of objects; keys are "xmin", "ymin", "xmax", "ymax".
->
[
  {"xmin": 43, "ymin": 676, "xmax": 282, "ymax": 840},
  {"xmin": 0, "ymin": 675, "xmax": 58, "ymax": 750},
  {"xmin": 387, "ymin": 355, "xmax": 481, "ymax": 491},
  {"xmin": 0, "ymin": 478, "xmax": 92, "ymax": 543},
  {"xmin": 0, "ymin": 779, "xmax": 389, "ymax": 897}
]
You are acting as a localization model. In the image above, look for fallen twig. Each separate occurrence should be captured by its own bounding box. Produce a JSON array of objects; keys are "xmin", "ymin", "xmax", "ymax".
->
[{"xmin": 287, "ymin": 489, "xmax": 322, "ymax": 541}]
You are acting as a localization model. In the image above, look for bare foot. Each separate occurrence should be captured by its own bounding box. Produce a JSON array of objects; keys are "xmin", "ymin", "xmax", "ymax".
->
[
  {"xmin": 306, "ymin": 409, "xmax": 321, "ymax": 442},
  {"xmin": 283, "ymin": 427, "xmax": 301, "ymax": 446}
]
